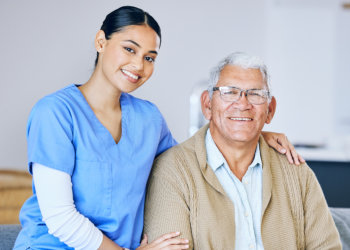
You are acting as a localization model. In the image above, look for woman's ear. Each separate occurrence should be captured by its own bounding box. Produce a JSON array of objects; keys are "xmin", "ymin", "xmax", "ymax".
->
[
  {"xmin": 95, "ymin": 30, "xmax": 106, "ymax": 52},
  {"xmin": 265, "ymin": 96, "xmax": 276, "ymax": 124},
  {"xmin": 201, "ymin": 90, "xmax": 212, "ymax": 121}
]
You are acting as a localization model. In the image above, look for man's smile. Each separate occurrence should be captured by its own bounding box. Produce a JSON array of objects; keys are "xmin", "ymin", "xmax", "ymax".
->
[{"xmin": 229, "ymin": 117, "xmax": 253, "ymax": 121}]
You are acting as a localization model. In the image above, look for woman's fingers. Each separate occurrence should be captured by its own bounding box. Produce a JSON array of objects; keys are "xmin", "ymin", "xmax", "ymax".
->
[
  {"xmin": 279, "ymin": 137, "xmax": 302, "ymax": 165},
  {"xmin": 156, "ymin": 238, "xmax": 189, "ymax": 249},
  {"xmin": 298, "ymin": 154, "xmax": 306, "ymax": 163},
  {"xmin": 289, "ymin": 144, "xmax": 300, "ymax": 165},
  {"xmin": 270, "ymin": 137, "xmax": 287, "ymax": 154},
  {"xmin": 276, "ymin": 135, "xmax": 306, "ymax": 165},
  {"xmin": 285, "ymin": 147, "xmax": 294, "ymax": 164},
  {"xmin": 262, "ymin": 131, "xmax": 306, "ymax": 165},
  {"xmin": 261, "ymin": 132, "xmax": 287, "ymax": 154},
  {"xmin": 275, "ymin": 134, "xmax": 289, "ymax": 151},
  {"xmin": 278, "ymin": 137, "xmax": 298, "ymax": 165},
  {"xmin": 140, "ymin": 234, "xmax": 148, "ymax": 247},
  {"xmin": 152, "ymin": 232, "xmax": 180, "ymax": 244},
  {"xmin": 149, "ymin": 232, "xmax": 189, "ymax": 249}
]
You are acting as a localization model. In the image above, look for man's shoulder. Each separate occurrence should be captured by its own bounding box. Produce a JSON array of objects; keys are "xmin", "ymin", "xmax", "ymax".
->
[
  {"xmin": 155, "ymin": 135, "xmax": 197, "ymax": 166},
  {"xmin": 259, "ymin": 136, "xmax": 314, "ymax": 183},
  {"xmin": 152, "ymin": 127, "xmax": 207, "ymax": 177}
]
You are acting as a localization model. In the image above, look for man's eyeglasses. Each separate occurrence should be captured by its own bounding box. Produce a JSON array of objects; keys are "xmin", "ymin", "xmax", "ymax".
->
[{"xmin": 212, "ymin": 86, "xmax": 270, "ymax": 105}]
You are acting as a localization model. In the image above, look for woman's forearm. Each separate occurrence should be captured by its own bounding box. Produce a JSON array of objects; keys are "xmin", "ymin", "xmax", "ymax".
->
[{"xmin": 33, "ymin": 163, "xmax": 103, "ymax": 249}]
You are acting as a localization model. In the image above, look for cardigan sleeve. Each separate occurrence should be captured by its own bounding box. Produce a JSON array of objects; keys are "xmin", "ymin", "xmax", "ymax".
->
[
  {"xmin": 144, "ymin": 149, "xmax": 194, "ymax": 249},
  {"xmin": 303, "ymin": 166, "xmax": 342, "ymax": 249}
]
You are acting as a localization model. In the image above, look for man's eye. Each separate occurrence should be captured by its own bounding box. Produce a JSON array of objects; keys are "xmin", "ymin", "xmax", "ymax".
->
[
  {"xmin": 249, "ymin": 92, "xmax": 261, "ymax": 97},
  {"xmin": 124, "ymin": 47, "xmax": 135, "ymax": 53},
  {"xmin": 145, "ymin": 56, "xmax": 155, "ymax": 63},
  {"xmin": 249, "ymin": 91, "xmax": 268, "ymax": 98},
  {"xmin": 225, "ymin": 90, "xmax": 239, "ymax": 95},
  {"xmin": 222, "ymin": 91, "xmax": 233, "ymax": 95}
]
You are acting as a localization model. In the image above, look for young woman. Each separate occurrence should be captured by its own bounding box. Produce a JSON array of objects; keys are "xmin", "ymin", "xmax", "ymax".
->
[{"xmin": 14, "ymin": 6, "xmax": 303, "ymax": 250}]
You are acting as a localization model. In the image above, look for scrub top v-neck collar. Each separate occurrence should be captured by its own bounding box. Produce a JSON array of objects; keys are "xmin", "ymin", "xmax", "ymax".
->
[
  {"xmin": 18, "ymin": 83, "xmax": 177, "ymax": 249},
  {"xmin": 72, "ymin": 84, "xmax": 131, "ymax": 149}
]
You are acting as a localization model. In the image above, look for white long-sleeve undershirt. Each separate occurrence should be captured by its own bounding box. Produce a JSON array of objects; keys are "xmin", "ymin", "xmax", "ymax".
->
[{"xmin": 33, "ymin": 163, "xmax": 103, "ymax": 250}]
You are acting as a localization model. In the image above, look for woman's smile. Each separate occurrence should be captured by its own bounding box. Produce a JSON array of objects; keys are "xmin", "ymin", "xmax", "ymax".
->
[{"xmin": 121, "ymin": 69, "xmax": 141, "ymax": 83}]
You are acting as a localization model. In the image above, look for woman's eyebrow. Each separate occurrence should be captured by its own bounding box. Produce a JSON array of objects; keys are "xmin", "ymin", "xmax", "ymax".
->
[{"xmin": 123, "ymin": 39, "xmax": 158, "ymax": 55}]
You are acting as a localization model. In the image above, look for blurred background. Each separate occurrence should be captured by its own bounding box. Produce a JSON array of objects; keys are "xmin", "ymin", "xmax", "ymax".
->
[{"xmin": 1, "ymin": 0, "xmax": 349, "ymax": 187}]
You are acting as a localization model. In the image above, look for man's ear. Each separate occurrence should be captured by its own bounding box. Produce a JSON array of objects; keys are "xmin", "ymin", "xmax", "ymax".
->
[
  {"xmin": 265, "ymin": 96, "xmax": 276, "ymax": 124},
  {"xmin": 95, "ymin": 30, "xmax": 107, "ymax": 52},
  {"xmin": 201, "ymin": 90, "xmax": 212, "ymax": 120}
]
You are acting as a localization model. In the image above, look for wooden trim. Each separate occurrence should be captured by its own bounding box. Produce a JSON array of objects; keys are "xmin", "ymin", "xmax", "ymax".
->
[{"xmin": 0, "ymin": 170, "xmax": 32, "ymax": 189}]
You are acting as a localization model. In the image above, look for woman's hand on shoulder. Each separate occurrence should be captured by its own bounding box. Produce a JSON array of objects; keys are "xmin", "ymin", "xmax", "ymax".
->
[
  {"xmin": 261, "ymin": 131, "xmax": 305, "ymax": 165},
  {"xmin": 136, "ymin": 232, "xmax": 189, "ymax": 250}
]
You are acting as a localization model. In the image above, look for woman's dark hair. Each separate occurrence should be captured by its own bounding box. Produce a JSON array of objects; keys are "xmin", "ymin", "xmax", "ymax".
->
[{"xmin": 95, "ymin": 6, "xmax": 161, "ymax": 66}]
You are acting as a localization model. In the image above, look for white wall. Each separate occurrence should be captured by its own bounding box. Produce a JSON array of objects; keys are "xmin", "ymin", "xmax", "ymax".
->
[
  {"xmin": 264, "ymin": 0, "xmax": 350, "ymax": 159},
  {"xmin": 1, "ymin": 0, "xmax": 349, "ymax": 170},
  {"xmin": 264, "ymin": 0, "xmax": 337, "ymax": 144},
  {"xmin": 334, "ymin": 1, "xmax": 350, "ymax": 135}
]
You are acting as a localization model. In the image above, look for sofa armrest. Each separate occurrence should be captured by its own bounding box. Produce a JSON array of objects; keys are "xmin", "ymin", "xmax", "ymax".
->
[
  {"xmin": 0, "ymin": 224, "xmax": 21, "ymax": 250},
  {"xmin": 330, "ymin": 207, "xmax": 350, "ymax": 249}
]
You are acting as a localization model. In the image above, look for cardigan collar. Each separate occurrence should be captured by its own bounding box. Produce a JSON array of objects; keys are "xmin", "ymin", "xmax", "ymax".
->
[
  {"xmin": 193, "ymin": 124, "xmax": 272, "ymax": 213},
  {"xmin": 194, "ymin": 124, "xmax": 226, "ymax": 195},
  {"xmin": 259, "ymin": 137, "xmax": 273, "ymax": 215}
]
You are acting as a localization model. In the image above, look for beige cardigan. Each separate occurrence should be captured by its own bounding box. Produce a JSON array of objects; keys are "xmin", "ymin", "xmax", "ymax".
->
[{"xmin": 144, "ymin": 125, "xmax": 341, "ymax": 250}]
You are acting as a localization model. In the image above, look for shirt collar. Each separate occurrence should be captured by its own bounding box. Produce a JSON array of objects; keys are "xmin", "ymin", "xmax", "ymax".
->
[{"xmin": 205, "ymin": 128, "xmax": 262, "ymax": 172}]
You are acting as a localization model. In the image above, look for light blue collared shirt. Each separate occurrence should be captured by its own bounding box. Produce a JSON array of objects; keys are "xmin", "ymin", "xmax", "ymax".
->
[{"xmin": 205, "ymin": 129, "xmax": 264, "ymax": 250}]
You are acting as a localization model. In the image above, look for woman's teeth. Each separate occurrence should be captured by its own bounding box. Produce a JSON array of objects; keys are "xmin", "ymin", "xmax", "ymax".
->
[{"xmin": 122, "ymin": 69, "xmax": 139, "ymax": 80}]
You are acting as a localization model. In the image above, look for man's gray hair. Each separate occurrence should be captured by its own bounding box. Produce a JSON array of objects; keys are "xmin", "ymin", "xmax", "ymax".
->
[{"xmin": 208, "ymin": 52, "xmax": 271, "ymax": 98}]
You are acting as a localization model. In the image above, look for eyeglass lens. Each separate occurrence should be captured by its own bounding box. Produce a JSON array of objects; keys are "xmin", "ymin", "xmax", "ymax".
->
[{"xmin": 219, "ymin": 87, "xmax": 268, "ymax": 104}]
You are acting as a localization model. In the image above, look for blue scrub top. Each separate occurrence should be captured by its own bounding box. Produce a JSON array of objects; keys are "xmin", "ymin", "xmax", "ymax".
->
[{"xmin": 14, "ymin": 84, "xmax": 177, "ymax": 250}]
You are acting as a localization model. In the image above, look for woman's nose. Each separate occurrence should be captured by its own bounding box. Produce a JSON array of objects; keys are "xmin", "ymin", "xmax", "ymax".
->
[{"xmin": 131, "ymin": 55, "xmax": 144, "ymax": 71}]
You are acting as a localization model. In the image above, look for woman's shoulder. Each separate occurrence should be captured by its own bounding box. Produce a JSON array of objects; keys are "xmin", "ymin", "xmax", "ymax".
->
[
  {"xmin": 122, "ymin": 93, "xmax": 162, "ymax": 118},
  {"xmin": 30, "ymin": 84, "xmax": 78, "ymax": 117},
  {"xmin": 38, "ymin": 84, "xmax": 76, "ymax": 102}
]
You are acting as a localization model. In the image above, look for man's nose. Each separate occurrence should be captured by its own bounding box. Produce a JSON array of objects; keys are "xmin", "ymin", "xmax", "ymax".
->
[{"xmin": 232, "ymin": 91, "xmax": 252, "ymax": 109}]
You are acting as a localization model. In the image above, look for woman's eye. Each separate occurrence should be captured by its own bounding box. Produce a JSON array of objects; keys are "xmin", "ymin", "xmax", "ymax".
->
[
  {"xmin": 145, "ymin": 56, "xmax": 155, "ymax": 63},
  {"xmin": 124, "ymin": 47, "xmax": 135, "ymax": 53}
]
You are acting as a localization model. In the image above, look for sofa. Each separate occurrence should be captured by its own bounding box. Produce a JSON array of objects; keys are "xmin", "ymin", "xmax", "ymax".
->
[
  {"xmin": 0, "ymin": 170, "xmax": 349, "ymax": 250},
  {"xmin": 330, "ymin": 207, "xmax": 350, "ymax": 250},
  {"xmin": 1, "ymin": 209, "xmax": 349, "ymax": 250},
  {"xmin": 0, "ymin": 224, "xmax": 22, "ymax": 250}
]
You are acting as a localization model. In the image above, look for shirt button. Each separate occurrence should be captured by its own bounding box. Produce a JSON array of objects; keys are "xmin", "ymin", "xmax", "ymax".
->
[
  {"xmin": 244, "ymin": 180, "xmax": 249, "ymax": 184},
  {"xmin": 249, "ymin": 244, "xmax": 254, "ymax": 249},
  {"xmin": 245, "ymin": 212, "xmax": 249, "ymax": 217}
]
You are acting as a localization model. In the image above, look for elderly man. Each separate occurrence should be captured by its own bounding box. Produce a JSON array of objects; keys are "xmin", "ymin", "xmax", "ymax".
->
[{"xmin": 144, "ymin": 52, "xmax": 341, "ymax": 249}]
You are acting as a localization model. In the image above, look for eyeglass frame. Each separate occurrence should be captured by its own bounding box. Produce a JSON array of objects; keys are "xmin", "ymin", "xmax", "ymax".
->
[{"xmin": 212, "ymin": 85, "xmax": 271, "ymax": 105}]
